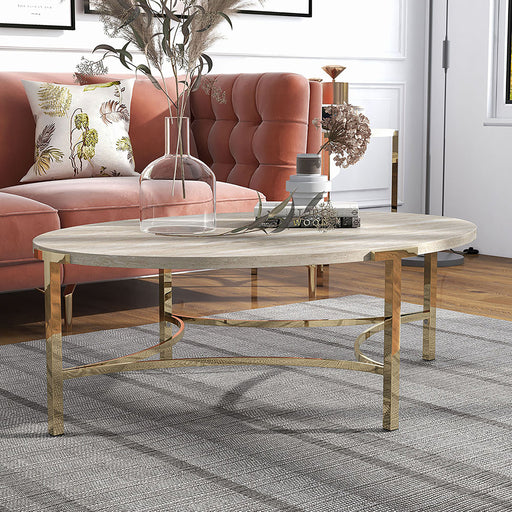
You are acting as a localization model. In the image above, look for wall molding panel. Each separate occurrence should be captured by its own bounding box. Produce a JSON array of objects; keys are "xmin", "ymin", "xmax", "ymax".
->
[
  {"xmin": 0, "ymin": 0, "xmax": 428, "ymax": 216},
  {"xmin": 0, "ymin": 0, "xmax": 407, "ymax": 62},
  {"xmin": 330, "ymin": 83, "xmax": 406, "ymax": 209}
]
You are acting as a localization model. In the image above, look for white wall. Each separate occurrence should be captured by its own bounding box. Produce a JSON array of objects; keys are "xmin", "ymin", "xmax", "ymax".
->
[
  {"xmin": 430, "ymin": 0, "xmax": 512, "ymax": 257},
  {"xmin": 0, "ymin": 0, "xmax": 428, "ymax": 213}
]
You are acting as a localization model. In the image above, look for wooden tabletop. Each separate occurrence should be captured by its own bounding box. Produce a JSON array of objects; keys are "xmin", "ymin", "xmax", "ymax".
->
[{"xmin": 33, "ymin": 212, "xmax": 477, "ymax": 270}]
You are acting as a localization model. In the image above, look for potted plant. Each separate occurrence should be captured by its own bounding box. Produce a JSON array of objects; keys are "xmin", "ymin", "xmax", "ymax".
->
[{"xmin": 78, "ymin": 0, "xmax": 260, "ymax": 234}]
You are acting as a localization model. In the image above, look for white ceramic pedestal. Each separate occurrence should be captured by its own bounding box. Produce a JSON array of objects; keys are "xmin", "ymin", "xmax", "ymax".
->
[{"xmin": 285, "ymin": 153, "xmax": 331, "ymax": 206}]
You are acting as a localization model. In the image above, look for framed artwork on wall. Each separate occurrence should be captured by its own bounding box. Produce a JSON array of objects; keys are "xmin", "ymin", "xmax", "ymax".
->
[
  {"xmin": 84, "ymin": 0, "xmax": 97, "ymax": 14},
  {"xmin": 85, "ymin": 0, "xmax": 312, "ymax": 17},
  {"xmin": 0, "ymin": 0, "xmax": 75, "ymax": 30},
  {"xmin": 240, "ymin": 0, "xmax": 312, "ymax": 17}
]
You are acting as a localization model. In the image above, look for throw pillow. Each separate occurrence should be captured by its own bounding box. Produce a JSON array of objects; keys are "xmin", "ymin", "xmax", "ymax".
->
[{"xmin": 21, "ymin": 79, "xmax": 137, "ymax": 182}]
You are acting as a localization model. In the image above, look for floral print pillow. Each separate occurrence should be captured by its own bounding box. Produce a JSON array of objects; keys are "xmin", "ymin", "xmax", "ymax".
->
[{"xmin": 21, "ymin": 79, "xmax": 137, "ymax": 182}]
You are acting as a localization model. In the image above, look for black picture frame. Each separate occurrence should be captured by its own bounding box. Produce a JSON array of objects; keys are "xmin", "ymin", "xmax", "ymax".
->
[
  {"xmin": 84, "ymin": 0, "xmax": 312, "ymax": 18},
  {"xmin": 506, "ymin": 0, "xmax": 512, "ymax": 103},
  {"xmin": 1, "ymin": 0, "xmax": 75, "ymax": 30},
  {"xmin": 239, "ymin": 0, "xmax": 312, "ymax": 17},
  {"xmin": 84, "ymin": 0, "xmax": 96, "ymax": 14}
]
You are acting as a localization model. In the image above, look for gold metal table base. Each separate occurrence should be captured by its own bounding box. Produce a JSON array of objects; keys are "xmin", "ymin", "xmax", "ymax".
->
[{"xmin": 41, "ymin": 251, "xmax": 438, "ymax": 436}]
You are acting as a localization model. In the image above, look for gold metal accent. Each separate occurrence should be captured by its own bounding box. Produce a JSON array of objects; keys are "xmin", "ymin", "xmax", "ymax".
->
[
  {"xmin": 365, "ymin": 129, "xmax": 400, "ymax": 212},
  {"xmin": 178, "ymin": 313, "xmax": 387, "ymax": 328},
  {"xmin": 64, "ymin": 316, "xmax": 185, "ymax": 379},
  {"xmin": 43, "ymin": 251, "xmax": 70, "ymax": 437},
  {"xmin": 159, "ymin": 269, "xmax": 173, "ymax": 360},
  {"xmin": 392, "ymin": 130, "xmax": 399, "ymax": 212},
  {"xmin": 383, "ymin": 254, "xmax": 402, "ymax": 431},
  {"xmin": 354, "ymin": 311, "xmax": 429, "ymax": 368},
  {"xmin": 43, "ymin": 248, "xmax": 439, "ymax": 435},
  {"xmin": 332, "ymin": 82, "xmax": 349, "ymax": 104},
  {"xmin": 251, "ymin": 267, "xmax": 258, "ymax": 306},
  {"xmin": 317, "ymin": 264, "xmax": 329, "ymax": 288},
  {"xmin": 423, "ymin": 252, "xmax": 437, "ymax": 360},
  {"xmin": 63, "ymin": 284, "xmax": 76, "ymax": 331},
  {"xmin": 64, "ymin": 356, "xmax": 381, "ymax": 378},
  {"xmin": 322, "ymin": 65, "xmax": 346, "ymax": 80},
  {"xmin": 308, "ymin": 265, "xmax": 317, "ymax": 299}
]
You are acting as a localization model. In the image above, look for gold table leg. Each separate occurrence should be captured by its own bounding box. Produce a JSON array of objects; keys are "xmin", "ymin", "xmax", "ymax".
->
[
  {"xmin": 423, "ymin": 253, "xmax": 437, "ymax": 360},
  {"xmin": 308, "ymin": 265, "xmax": 317, "ymax": 299},
  {"xmin": 383, "ymin": 255, "xmax": 402, "ymax": 431},
  {"xmin": 317, "ymin": 264, "xmax": 329, "ymax": 288},
  {"xmin": 159, "ymin": 269, "xmax": 173, "ymax": 360},
  {"xmin": 251, "ymin": 268, "xmax": 258, "ymax": 306},
  {"xmin": 39, "ymin": 248, "xmax": 425, "ymax": 435},
  {"xmin": 43, "ymin": 253, "xmax": 67, "ymax": 436},
  {"xmin": 63, "ymin": 284, "xmax": 76, "ymax": 331}
]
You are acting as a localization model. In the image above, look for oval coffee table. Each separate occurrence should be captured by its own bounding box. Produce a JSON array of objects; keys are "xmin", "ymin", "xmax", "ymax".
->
[{"xmin": 34, "ymin": 212, "xmax": 477, "ymax": 436}]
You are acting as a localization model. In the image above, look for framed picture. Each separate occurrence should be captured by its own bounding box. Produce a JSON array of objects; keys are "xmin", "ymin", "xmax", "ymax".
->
[
  {"xmin": 240, "ymin": 0, "xmax": 312, "ymax": 17},
  {"xmin": 85, "ymin": 0, "xmax": 312, "ymax": 18},
  {"xmin": 84, "ymin": 0, "xmax": 96, "ymax": 14},
  {"xmin": 1, "ymin": 0, "xmax": 75, "ymax": 30}
]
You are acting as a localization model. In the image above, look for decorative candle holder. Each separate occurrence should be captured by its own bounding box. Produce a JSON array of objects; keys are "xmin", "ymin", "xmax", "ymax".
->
[
  {"xmin": 322, "ymin": 65, "xmax": 349, "ymax": 105},
  {"xmin": 286, "ymin": 154, "xmax": 331, "ymax": 207}
]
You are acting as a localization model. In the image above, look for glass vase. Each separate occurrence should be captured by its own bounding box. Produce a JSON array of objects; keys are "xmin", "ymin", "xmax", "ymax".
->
[{"xmin": 139, "ymin": 117, "xmax": 216, "ymax": 235}]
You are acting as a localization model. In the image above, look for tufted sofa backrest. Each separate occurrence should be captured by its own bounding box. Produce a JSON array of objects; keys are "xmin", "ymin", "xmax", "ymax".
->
[
  {"xmin": 190, "ymin": 73, "xmax": 321, "ymax": 201},
  {"xmin": 0, "ymin": 72, "xmax": 321, "ymax": 200}
]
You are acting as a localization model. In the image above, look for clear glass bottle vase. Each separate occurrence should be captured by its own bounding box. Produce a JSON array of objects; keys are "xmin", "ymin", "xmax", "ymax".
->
[{"xmin": 139, "ymin": 117, "xmax": 216, "ymax": 235}]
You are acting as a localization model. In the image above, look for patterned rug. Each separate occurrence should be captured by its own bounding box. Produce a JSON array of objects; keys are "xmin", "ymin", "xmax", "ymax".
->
[{"xmin": 1, "ymin": 295, "xmax": 511, "ymax": 511}]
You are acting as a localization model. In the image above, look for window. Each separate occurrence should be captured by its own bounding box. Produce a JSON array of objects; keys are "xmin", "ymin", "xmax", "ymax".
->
[
  {"xmin": 506, "ymin": 0, "xmax": 512, "ymax": 103},
  {"xmin": 485, "ymin": 0, "xmax": 512, "ymax": 123}
]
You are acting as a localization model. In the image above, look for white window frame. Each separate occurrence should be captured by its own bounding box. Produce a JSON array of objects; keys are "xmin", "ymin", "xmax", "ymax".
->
[{"xmin": 486, "ymin": 0, "xmax": 512, "ymax": 124}]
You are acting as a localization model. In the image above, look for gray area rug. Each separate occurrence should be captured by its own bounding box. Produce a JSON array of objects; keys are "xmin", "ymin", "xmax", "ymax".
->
[{"xmin": 1, "ymin": 295, "xmax": 511, "ymax": 512}]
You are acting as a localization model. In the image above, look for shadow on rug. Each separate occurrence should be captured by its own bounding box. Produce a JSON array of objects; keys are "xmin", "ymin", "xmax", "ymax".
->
[{"xmin": 1, "ymin": 295, "xmax": 511, "ymax": 511}]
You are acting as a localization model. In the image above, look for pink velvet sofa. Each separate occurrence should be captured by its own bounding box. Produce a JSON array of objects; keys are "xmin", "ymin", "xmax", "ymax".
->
[{"xmin": 0, "ymin": 71, "xmax": 321, "ymax": 295}]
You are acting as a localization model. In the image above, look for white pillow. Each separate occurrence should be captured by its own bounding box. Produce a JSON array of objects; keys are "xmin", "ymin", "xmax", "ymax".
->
[{"xmin": 21, "ymin": 79, "xmax": 137, "ymax": 182}]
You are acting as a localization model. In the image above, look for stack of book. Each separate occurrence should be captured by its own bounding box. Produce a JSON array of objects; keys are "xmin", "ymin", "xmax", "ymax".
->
[{"xmin": 254, "ymin": 202, "xmax": 360, "ymax": 229}]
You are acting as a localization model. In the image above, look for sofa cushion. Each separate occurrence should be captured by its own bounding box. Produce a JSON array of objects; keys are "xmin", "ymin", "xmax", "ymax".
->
[
  {"xmin": 3, "ymin": 177, "xmax": 263, "ymax": 229},
  {"xmin": 0, "ymin": 192, "xmax": 60, "ymax": 264},
  {"xmin": 216, "ymin": 182, "xmax": 264, "ymax": 213},
  {"xmin": 21, "ymin": 79, "xmax": 137, "ymax": 182},
  {"xmin": 0, "ymin": 261, "xmax": 49, "ymax": 293},
  {"xmin": 2, "ymin": 178, "xmax": 140, "ymax": 228}
]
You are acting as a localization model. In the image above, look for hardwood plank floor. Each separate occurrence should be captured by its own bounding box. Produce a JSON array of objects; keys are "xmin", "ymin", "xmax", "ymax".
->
[{"xmin": 1, "ymin": 253, "xmax": 510, "ymax": 345}]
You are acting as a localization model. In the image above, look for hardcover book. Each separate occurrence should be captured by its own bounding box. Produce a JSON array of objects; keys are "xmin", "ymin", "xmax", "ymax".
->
[{"xmin": 255, "ymin": 202, "xmax": 359, "ymax": 219}]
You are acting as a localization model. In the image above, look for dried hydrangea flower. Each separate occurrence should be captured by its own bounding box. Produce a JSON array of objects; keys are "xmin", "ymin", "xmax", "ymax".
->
[{"xmin": 316, "ymin": 104, "xmax": 371, "ymax": 168}]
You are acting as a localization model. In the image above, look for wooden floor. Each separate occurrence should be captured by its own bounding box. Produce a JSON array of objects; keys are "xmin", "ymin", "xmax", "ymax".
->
[{"xmin": 1, "ymin": 252, "xmax": 510, "ymax": 345}]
